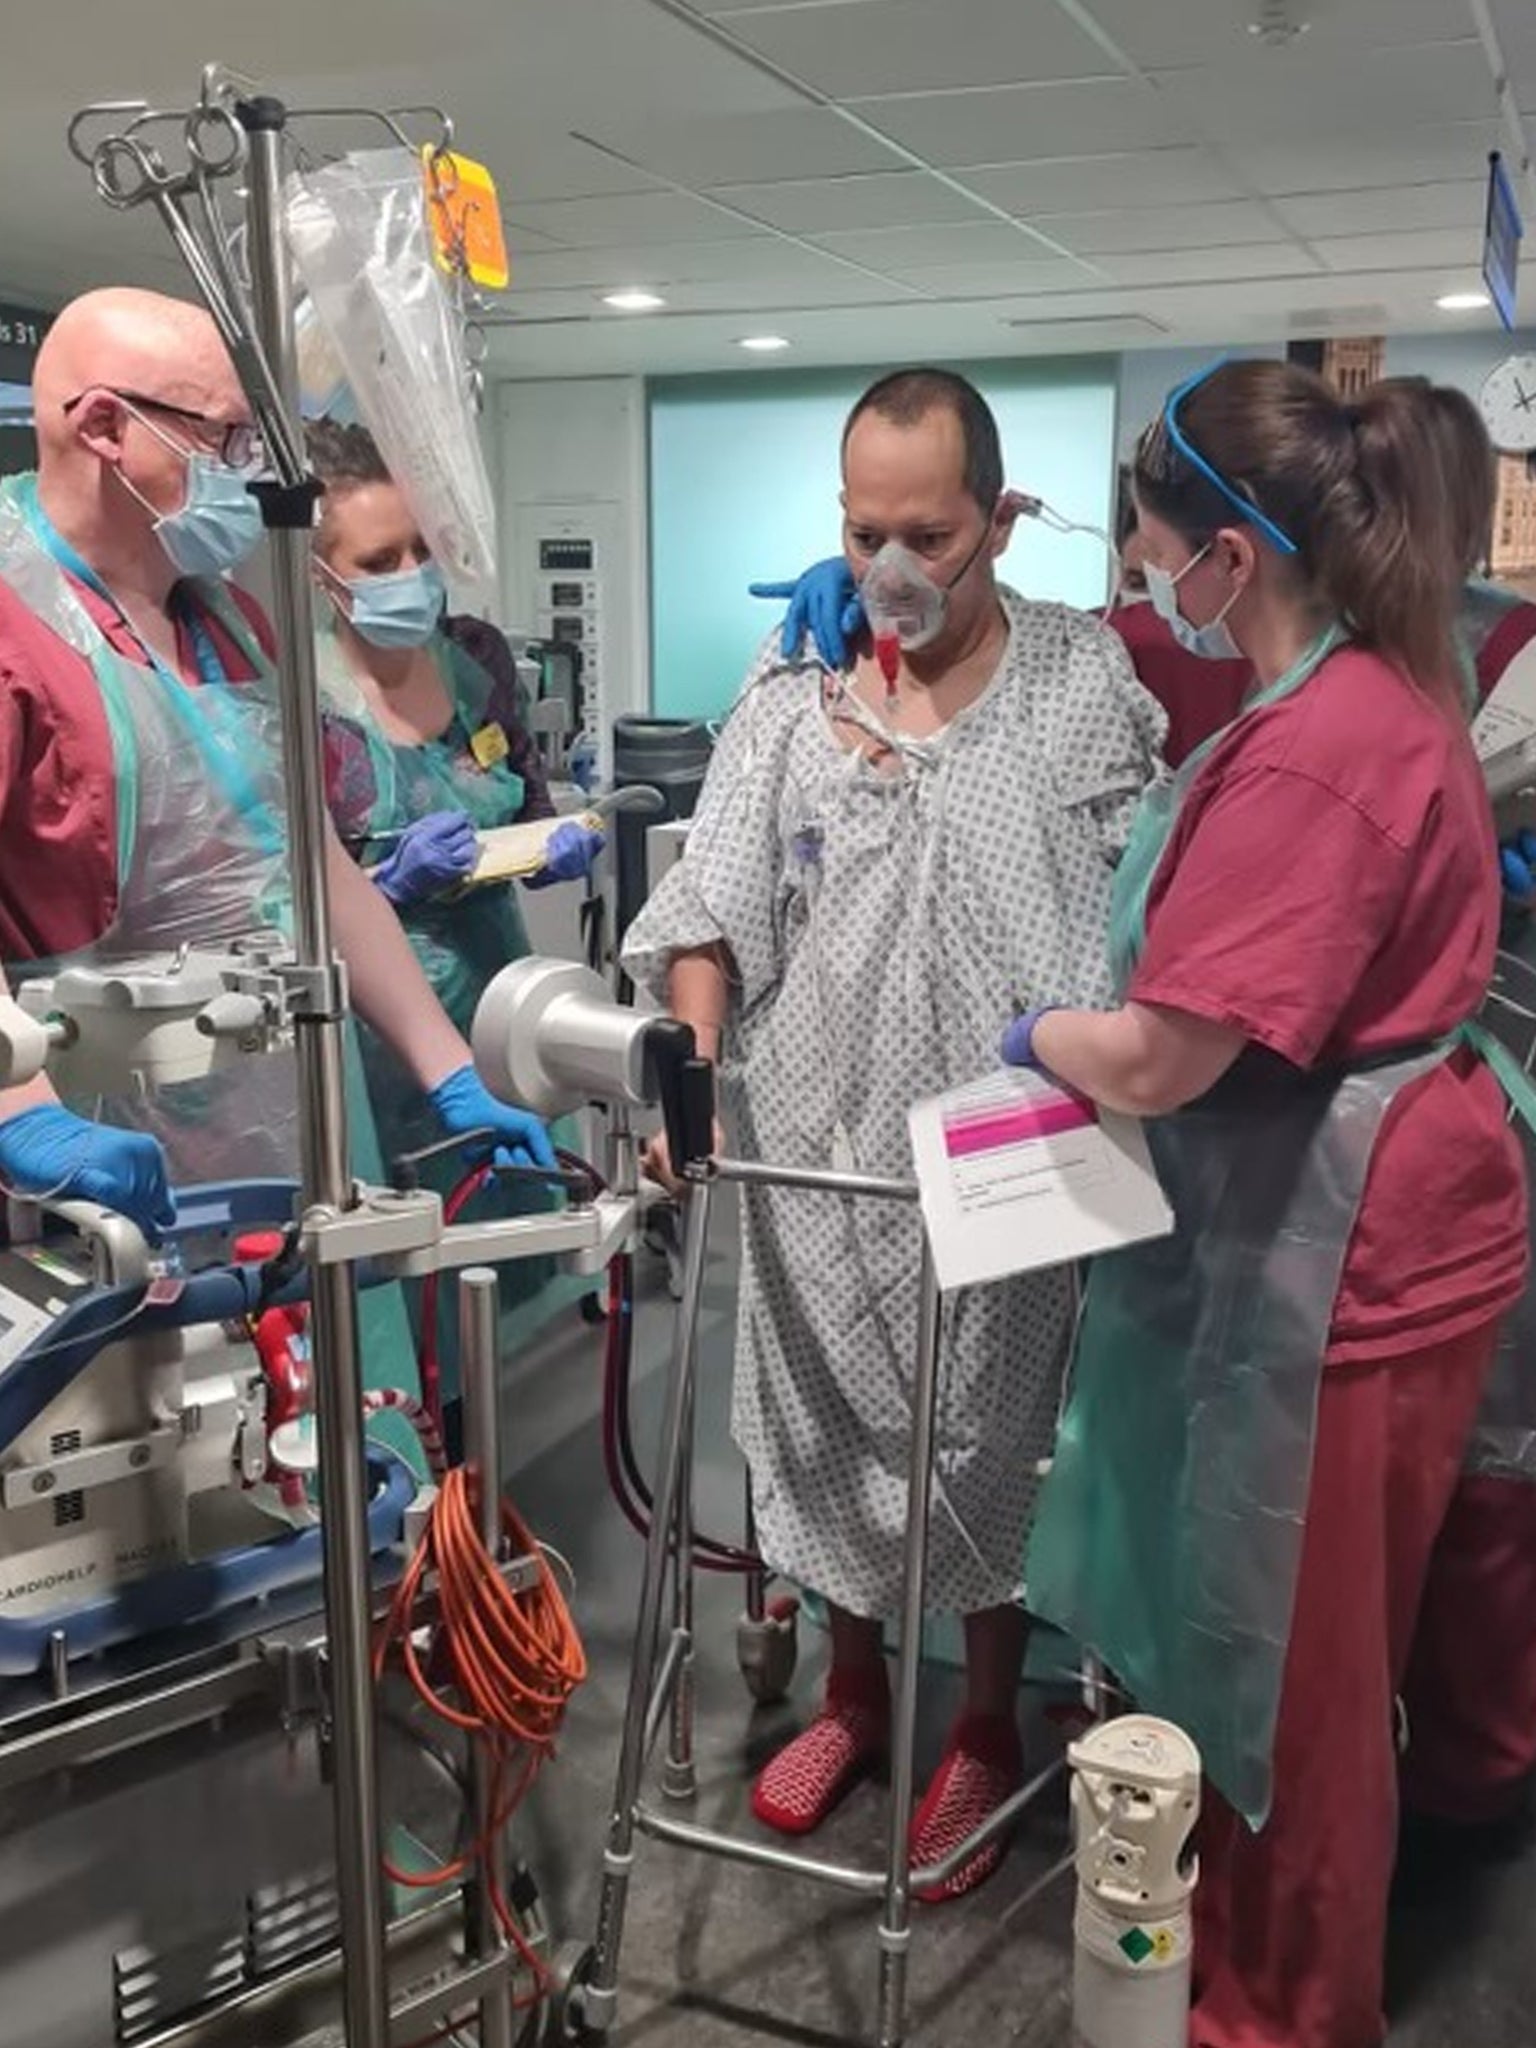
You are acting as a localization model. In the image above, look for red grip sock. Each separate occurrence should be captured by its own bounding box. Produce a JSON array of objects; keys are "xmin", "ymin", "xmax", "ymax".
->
[
  {"xmin": 751, "ymin": 1663, "xmax": 890, "ymax": 1837},
  {"xmin": 909, "ymin": 1711, "xmax": 1024, "ymax": 1902}
]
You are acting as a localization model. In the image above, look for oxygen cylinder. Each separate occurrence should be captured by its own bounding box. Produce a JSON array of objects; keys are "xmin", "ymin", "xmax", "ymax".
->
[{"xmin": 1069, "ymin": 1715, "xmax": 1201, "ymax": 2048}]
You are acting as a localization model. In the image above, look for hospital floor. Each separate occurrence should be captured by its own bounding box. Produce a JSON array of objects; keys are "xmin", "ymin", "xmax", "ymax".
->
[{"xmin": 500, "ymin": 1203, "xmax": 1536, "ymax": 2047}]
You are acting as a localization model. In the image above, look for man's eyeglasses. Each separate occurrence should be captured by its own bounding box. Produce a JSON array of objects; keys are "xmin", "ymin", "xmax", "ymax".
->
[{"xmin": 63, "ymin": 387, "xmax": 262, "ymax": 472}]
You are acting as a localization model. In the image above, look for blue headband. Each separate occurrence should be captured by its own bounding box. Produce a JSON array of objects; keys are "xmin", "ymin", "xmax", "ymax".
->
[{"xmin": 1161, "ymin": 361, "xmax": 1299, "ymax": 557}]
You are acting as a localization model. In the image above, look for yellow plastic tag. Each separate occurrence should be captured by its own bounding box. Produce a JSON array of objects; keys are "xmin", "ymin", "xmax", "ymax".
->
[
  {"xmin": 470, "ymin": 720, "xmax": 510, "ymax": 769},
  {"xmin": 423, "ymin": 148, "xmax": 510, "ymax": 292}
]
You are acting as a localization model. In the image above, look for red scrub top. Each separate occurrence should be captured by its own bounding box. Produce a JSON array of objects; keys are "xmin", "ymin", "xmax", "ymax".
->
[
  {"xmin": 1106, "ymin": 599, "xmax": 1252, "ymax": 768},
  {"xmin": 0, "ymin": 573, "xmax": 273, "ymax": 960},
  {"xmin": 1129, "ymin": 642, "xmax": 1528, "ymax": 1363}
]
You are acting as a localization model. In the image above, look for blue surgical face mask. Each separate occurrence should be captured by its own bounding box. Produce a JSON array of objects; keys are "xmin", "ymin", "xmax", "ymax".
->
[
  {"xmin": 332, "ymin": 560, "xmax": 447, "ymax": 649},
  {"xmin": 1144, "ymin": 543, "xmax": 1243, "ymax": 662},
  {"xmin": 115, "ymin": 406, "xmax": 265, "ymax": 579}
]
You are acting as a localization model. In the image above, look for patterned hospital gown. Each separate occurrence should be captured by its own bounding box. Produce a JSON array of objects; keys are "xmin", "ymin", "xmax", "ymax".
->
[{"xmin": 624, "ymin": 590, "xmax": 1165, "ymax": 1618}]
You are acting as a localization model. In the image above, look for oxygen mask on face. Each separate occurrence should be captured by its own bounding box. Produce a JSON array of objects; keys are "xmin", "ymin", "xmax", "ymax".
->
[
  {"xmin": 860, "ymin": 540, "xmax": 949, "ymax": 655},
  {"xmin": 859, "ymin": 538, "xmax": 975, "ymax": 694}
]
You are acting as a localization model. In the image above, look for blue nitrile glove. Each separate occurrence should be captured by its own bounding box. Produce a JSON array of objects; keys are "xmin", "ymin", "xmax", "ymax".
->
[
  {"xmin": 428, "ymin": 1064, "xmax": 557, "ymax": 1172},
  {"xmin": 749, "ymin": 557, "xmax": 864, "ymax": 669},
  {"xmin": 1500, "ymin": 829, "xmax": 1536, "ymax": 901},
  {"xmin": 0, "ymin": 1106, "xmax": 176, "ymax": 1241},
  {"xmin": 999, "ymin": 1007, "xmax": 1060, "ymax": 1072},
  {"xmin": 524, "ymin": 819, "xmax": 605, "ymax": 891},
  {"xmin": 372, "ymin": 812, "xmax": 479, "ymax": 907}
]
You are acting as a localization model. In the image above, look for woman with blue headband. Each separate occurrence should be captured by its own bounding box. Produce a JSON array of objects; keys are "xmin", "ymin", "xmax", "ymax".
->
[{"xmin": 1003, "ymin": 360, "xmax": 1527, "ymax": 2048}]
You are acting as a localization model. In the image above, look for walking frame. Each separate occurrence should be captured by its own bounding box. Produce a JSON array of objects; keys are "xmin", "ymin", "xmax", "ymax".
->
[{"xmin": 563, "ymin": 1076, "xmax": 1077, "ymax": 2048}]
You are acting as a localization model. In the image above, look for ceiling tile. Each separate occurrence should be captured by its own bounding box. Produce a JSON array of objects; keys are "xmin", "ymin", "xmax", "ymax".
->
[
  {"xmin": 1090, "ymin": 244, "xmax": 1324, "ymax": 288},
  {"xmin": 854, "ymin": 79, "xmax": 1192, "ymax": 165},
  {"xmin": 1083, "ymin": 0, "xmax": 1477, "ymax": 71},
  {"xmin": 962, "ymin": 147, "xmax": 1236, "ymax": 215},
  {"xmin": 1151, "ymin": 40, "xmax": 1496, "ymax": 144},
  {"xmin": 723, "ymin": 0, "xmax": 1119, "ymax": 97},
  {"xmin": 489, "ymin": 291, "xmax": 626, "ymax": 325},
  {"xmin": 1127, "ymin": 272, "xmax": 1415, "ymax": 338},
  {"xmin": 1498, "ymin": 0, "xmax": 1536, "ymax": 89},
  {"xmin": 710, "ymin": 170, "xmax": 990, "ymax": 233},
  {"xmin": 501, "ymin": 191, "xmax": 769, "ymax": 249},
  {"xmin": 1272, "ymin": 180, "xmax": 1488, "ymax": 241},
  {"xmin": 1239, "ymin": 122, "xmax": 1504, "ymax": 197},
  {"xmin": 267, "ymin": 3, "xmax": 805, "ymax": 130},
  {"xmin": 491, "ymin": 131, "xmax": 667, "ymax": 206},
  {"xmin": 581, "ymin": 107, "xmax": 901, "ymax": 187},
  {"xmin": 495, "ymin": 271, "xmax": 908, "ymax": 323},
  {"xmin": 808, "ymin": 220, "xmax": 1059, "ymax": 269},
  {"xmin": 504, "ymin": 225, "xmax": 573, "ymax": 255},
  {"xmin": 1313, "ymin": 228, "xmax": 1491, "ymax": 274},
  {"xmin": 14, "ymin": 0, "xmax": 1525, "ymax": 385},
  {"xmin": 684, "ymin": 274, "xmax": 913, "ymax": 309},
  {"xmin": 1033, "ymin": 199, "xmax": 1292, "ymax": 257},
  {"xmin": 878, "ymin": 256, "xmax": 1105, "ymax": 297},
  {"xmin": 506, "ymin": 237, "xmax": 850, "ymax": 292},
  {"xmin": 660, "ymin": 272, "xmax": 919, "ymax": 311},
  {"xmin": 1001, "ymin": 315, "xmax": 1173, "ymax": 350},
  {"xmin": 986, "ymin": 286, "xmax": 1142, "ymax": 321},
  {"xmin": 687, "ymin": 0, "xmax": 821, "ymax": 11}
]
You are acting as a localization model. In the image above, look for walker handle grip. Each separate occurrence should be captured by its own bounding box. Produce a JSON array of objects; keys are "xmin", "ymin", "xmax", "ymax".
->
[{"xmin": 675, "ymin": 1057, "xmax": 716, "ymax": 1176}]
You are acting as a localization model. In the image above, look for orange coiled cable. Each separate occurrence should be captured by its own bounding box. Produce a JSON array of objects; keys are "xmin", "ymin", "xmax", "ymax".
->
[{"xmin": 376, "ymin": 1467, "xmax": 588, "ymax": 1999}]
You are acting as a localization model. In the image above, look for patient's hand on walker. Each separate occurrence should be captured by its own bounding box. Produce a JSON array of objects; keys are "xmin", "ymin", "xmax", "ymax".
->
[{"xmin": 641, "ymin": 1120, "xmax": 725, "ymax": 1199}]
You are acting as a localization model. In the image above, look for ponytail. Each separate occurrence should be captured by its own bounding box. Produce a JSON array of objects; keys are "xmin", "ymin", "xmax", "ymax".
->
[
  {"xmin": 1311, "ymin": 379, "xmax": 1461, "ymax": 696},
  {"xmin": 1380, "ymin": 376, "xmax": 1496, "ymax": 578},
  {"xmin": 1135, "ymin": 360, "xmax": 1462, "ymax": 703}
]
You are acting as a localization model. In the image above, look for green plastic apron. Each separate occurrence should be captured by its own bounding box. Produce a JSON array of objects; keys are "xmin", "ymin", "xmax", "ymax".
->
[
  {"xmin": 1027, "ymin": 623, "xmax": 1463, "ymax": 1826},
  {"xmin": 1460, "ymin": 929, "xmax": 1536, "ymax": 1484},
  {"xmin": 316, "ymin": 621, "xmax": 584, "ymax": 1386},
  {"xmin": 0, "ymin": 477, "xmax": 415, "ymax": 1398},
  {"xmin": 1438, "ymin": 598, "xmax": 1536, "ymax": 1481}
]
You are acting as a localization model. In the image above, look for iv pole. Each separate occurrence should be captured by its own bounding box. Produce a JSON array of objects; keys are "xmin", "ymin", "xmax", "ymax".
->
[
  {"xmin": 234, "ymin": 94, "xmax": 394, "ymax": 2048},
  {"xmin": 67, "ymin": 81, "xmax": 396, "ymax": 2046},
  {"xmin": 66, "ymin": 74, "xmax": 556, "ymax": 2044}
]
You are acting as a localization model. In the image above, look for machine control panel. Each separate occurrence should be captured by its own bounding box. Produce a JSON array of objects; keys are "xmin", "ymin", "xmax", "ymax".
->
[{"xmin": 528, "ymin": 513, "xmax": 609, "ymax": 745}]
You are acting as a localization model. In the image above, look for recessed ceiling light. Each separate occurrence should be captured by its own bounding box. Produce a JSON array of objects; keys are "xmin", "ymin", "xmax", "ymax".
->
[
  {"xmin": 1248, "ymin": 3, "xmax": 1309, "ymax": 45},
  {"xmin": 738, "ymin": 334, "xmax": 791, "ymax": 353},
  {"xmin": 603, "ymin": 289, "xmax": 666, "ymax": 312},
  {"xmin": 1435, "ymin": 290, "xmax": 1491, "ymax": 312}
]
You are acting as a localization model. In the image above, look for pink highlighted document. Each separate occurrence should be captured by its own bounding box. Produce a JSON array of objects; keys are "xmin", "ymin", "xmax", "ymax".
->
[{"xmin": 908, "ymin": 1070, "xmax": 1173, "ymax": 1293}]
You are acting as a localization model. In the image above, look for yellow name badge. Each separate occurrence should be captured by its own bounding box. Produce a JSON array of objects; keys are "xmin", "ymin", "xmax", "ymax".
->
[{"xmin": 469, "ymin": 720, "xmax": 510, "ymax": 769}]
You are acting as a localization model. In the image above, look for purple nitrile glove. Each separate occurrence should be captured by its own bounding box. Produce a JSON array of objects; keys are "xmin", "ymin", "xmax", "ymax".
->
[
  {"xmin": 999, "ymin": 1007, "xmax": 1060, "ymax": 1072},
  {"xmin": 371, "ymin": 811, "xmax": 479, "ymax": 907},
  {"xmin": 524, "ymin": 819, "xmax": 605, "ymax": 891},
  {"xmin": 750, "ymin": 557, "xmax": 865, "ymax": 670}
]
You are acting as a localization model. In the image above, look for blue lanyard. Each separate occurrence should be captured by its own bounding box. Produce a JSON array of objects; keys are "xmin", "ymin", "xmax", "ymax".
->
[
  {"xmin": 179, "ymin": 603, "xmax": 236, "ymax": 692},
  {"xmin": 22, "ymin": 479, "xmax": 281, "ymax": 855},
  {"xmin": 23, "ymin": 481, "xmax": 231, "ymax": 691}
]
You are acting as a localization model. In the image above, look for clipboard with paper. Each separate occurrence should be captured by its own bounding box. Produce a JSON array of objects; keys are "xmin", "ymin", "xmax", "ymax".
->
[
  {"xmin": 907, "ymin": 1069, "xmax": 1172, "ymax": 1292},
  {"xmin": 1474, "ymin": 635, "xmax": 1536, "ymax": 803},
  {"xmin": 469, "ymin": 811, "xmax": 602, "ymax": 885}
]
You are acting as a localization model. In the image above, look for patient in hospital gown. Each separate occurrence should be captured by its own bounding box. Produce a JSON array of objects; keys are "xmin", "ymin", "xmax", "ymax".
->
[{"xmin": 624, "ymin": 369, "xmax": 1163, "ymax": 1896}]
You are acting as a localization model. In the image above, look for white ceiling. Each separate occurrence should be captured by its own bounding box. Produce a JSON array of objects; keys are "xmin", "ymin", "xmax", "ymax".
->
[{"xmin": 1, "ymin": 0, "xmax": 1533, "ymax": 377}]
